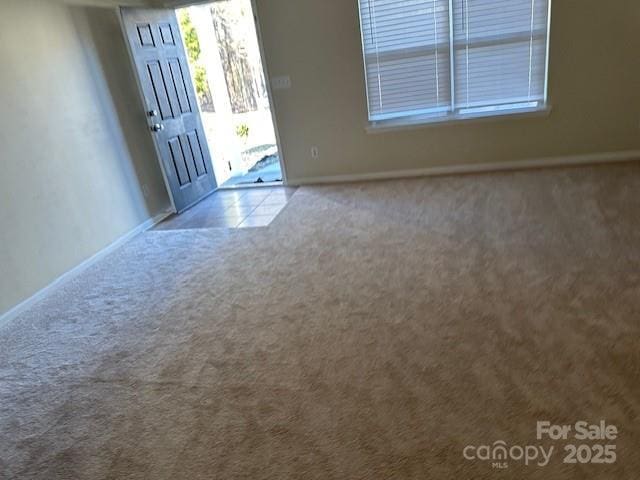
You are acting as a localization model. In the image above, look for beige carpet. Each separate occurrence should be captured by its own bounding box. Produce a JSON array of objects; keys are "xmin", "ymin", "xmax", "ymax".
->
[{"xmin": 1, "ymin": 163, "xmax": 639, "ymax": 479}]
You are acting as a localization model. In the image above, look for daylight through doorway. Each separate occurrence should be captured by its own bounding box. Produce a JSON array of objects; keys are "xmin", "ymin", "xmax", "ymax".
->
[{"xmin": 177, "ymin": 1, "xmax": 282, "ymax": 187}]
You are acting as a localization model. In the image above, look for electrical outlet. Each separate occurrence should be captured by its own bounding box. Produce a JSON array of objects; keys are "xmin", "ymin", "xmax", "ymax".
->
[
  {"xmin": 311, "ymin": 146, "xmax": 319, "ymax": 159},
  {"xmin": 271, "ymin": 75, "xmax": 291, "ymax": 90}
]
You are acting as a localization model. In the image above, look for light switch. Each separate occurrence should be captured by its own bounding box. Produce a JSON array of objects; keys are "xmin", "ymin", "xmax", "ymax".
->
[{"xmin": 271, "ymin": 75, "xmax": 291, "ymax": 90}]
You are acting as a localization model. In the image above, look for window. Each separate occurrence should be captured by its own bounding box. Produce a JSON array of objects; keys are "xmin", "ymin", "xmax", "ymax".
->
[{"xmin": 358, "ymin": 0, "xmax": 551, "ymax": 125}]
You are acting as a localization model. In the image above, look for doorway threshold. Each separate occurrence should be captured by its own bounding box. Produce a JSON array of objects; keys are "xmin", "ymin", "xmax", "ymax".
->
[{"xmin": 218, "ymin": 181, "xmax": 283, "ymax": 191}]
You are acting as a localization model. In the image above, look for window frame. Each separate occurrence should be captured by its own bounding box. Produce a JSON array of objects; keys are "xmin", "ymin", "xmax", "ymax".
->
[{"xmin": 358, "ymin": 0, "xmax": 553, "ymax": 130}]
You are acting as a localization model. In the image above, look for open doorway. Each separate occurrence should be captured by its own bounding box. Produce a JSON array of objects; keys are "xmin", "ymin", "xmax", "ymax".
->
[{"xmin": 176, "ymin": 1, "xmax": 282, "ymax": 188}]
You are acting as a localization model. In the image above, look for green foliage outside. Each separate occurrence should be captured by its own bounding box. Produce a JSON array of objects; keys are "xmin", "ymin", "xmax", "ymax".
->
[
  {"xmin": 193, "ymin": 66, "xmax": 208, "ymax": 98},
  {"xmin": 180, "ymin": 11, "xmax": 201, "ymax": 63},
  {"xmin": 178, "ymin": 11, "xmax": 213, "ymax": 109},
  {"xmin": 235, "ymin": 123, "xmax": 250, "ymax": 141}
]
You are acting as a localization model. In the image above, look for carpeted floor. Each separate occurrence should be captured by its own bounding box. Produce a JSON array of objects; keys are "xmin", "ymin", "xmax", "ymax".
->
[{"xmin": 1, "ymin": 163, "xmax": 639, "ymax": 479}]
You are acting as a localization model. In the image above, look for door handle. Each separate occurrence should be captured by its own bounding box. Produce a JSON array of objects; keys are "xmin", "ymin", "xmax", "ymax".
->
[{"xmin": 150, "ymin": 123, "xmax": 164, "ymax": 132}]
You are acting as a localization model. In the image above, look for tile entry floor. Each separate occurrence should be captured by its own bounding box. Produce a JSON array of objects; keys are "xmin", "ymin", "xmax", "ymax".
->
[{"xmin": 155, "ymin": 186, "xmax": 297, "ymax": 230}]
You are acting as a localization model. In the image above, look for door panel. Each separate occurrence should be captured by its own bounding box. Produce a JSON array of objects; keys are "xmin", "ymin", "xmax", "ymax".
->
[
  {"xmin": 168, "ymin": 136, "xmax": 191, "ymax": 186},
  {"xmin": 159, "ymin": 23, "xmax": 176, "ymax": 45},
  {"xmin": 137, "ymin": 24, "xmax": 155, "ymax": 46},
  {"xmin": 187, "ymin": 131, "xmax": 208, "ymax": 177},
  {"xmin": 168, "ymin": 59, "xmax": 192, "ymax": 114},
  {"xmin": 146, "ymin": 61, "xmax": 174, "ymax": 119},
  {"xmin": 122, "ymin": 8, "xmax": 217, "ymax": 213}
]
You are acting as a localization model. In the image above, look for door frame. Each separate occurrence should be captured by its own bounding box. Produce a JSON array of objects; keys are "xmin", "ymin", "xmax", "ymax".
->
[
  {"xmin": 247, "ymin": 0, "xmax": 289, "ymax": 185},
  {"xmin": 119, "ymin": 1, "xmax": 288, "ymax": 212}
]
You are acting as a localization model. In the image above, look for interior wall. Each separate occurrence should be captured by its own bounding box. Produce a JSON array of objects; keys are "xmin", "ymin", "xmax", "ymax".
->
[
  {"xmin": 254, "ymin": 0, "xmax": 640, "ymax": 182},
  {"xmin": 0, "ymin": 0, "xmax": 170, "ymax": 315}
]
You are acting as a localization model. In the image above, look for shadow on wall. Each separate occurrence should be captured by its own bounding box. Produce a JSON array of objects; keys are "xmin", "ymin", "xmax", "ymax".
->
[{"xmin": 69, "ymin": 6, "xmax": 170, "ymax": 217}]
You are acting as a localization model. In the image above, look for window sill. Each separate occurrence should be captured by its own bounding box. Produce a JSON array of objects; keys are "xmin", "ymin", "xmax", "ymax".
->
[{"xmin": 365, "ymin": 105, "xmax": 552, "ymax": 134}]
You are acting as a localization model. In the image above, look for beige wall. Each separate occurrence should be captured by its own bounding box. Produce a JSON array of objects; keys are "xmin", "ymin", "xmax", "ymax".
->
[
  {"xmin": 254, "ymin": 0, "xmax": 640, "ymax": 182},
  {"xmin": 0, "ymin": 0, "xmax": 169, "ymax": 315}
]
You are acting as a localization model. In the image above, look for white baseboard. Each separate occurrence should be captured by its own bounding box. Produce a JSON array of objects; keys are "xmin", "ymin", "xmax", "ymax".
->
[
  {"xmin": 0, "ymin": 210, "xmax": 172, "ymax": 328},
  {"xmin": 288, "ymin": 150, "xmax": 640, "ymax": 185}
]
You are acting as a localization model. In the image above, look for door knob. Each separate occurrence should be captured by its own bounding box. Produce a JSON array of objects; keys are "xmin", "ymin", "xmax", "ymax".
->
[
  {"xmin": 150, "ymin": 123, "xmax": 164, "ymax": 132},
  {"xmin": 147, "ymin": 109, "xmax": 158, "ymax": 117}
]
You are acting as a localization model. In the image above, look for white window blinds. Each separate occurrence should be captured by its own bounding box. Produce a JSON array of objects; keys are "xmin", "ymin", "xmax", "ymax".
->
[{"xmin": 358, "ymin": 0, "xmax": 550, "ymax": 122}]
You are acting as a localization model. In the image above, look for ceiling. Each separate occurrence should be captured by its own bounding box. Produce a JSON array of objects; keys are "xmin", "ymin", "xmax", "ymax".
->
[
  {"xmin": 59, "ymin": 0, "xmax": 159, "ymax": 8},
  {"xmin": 59, "ymin": 0, "xmax": 225, "ymax": 7}
]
